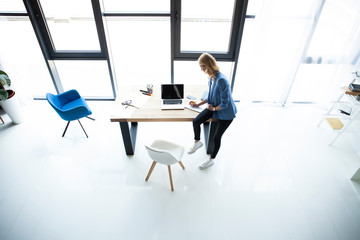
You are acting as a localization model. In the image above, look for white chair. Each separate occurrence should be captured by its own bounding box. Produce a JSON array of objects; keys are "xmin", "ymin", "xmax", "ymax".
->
[{"xmin": 145, "ymin": 139, "xmax": 185, "ymax": 191}]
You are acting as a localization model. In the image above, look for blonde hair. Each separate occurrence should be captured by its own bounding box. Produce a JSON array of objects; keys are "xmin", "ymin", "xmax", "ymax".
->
[{"xmin": 198, "ymin": 53, "xmax": 220, "ymax": 77}]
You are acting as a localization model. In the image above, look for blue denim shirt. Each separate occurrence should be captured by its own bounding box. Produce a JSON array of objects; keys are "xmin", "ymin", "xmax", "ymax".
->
[{"xmin": 206, "ymin": 72, "xmax": 237, "ymax": 120}]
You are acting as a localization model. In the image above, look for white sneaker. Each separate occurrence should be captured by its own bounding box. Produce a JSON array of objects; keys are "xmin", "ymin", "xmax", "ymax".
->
[
  {"xmin": 188, "ymin": 141, "xmax": 203, "ymax": 154},
  {"xmin": 199, "ymin": 158, "xmax": 215, "ymax": 170}
]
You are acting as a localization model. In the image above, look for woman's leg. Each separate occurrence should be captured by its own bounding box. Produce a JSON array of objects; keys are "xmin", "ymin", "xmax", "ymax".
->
[
  {"xmin": 193, "ymin": 109, "xmax": 213, "ymax": 140},
  {"xmin": 210, "ymin": 119, "xmax": 233, "ymax": 159}
]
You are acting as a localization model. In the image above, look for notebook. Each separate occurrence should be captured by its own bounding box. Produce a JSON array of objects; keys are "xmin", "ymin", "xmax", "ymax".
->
[{"xmin": 161, "ymin": 84, "xmax": 185, "ymax": 110}]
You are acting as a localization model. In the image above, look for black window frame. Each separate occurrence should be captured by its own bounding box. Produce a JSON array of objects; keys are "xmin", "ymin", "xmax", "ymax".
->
[
  {"xmin": 19, "ymin": 0, "xmax": 248, "ymax": 99},
  {"xmin": 171, "ymin": 0, "xmax": 248, "ymax": 90},
  {"xmin": 171, "ymin": 0, "xmax": 248, "ymax": 61},
  {"xmin": 23, "ymin": 0, "xmax": 117, "ymax": 100},
  {"xmin": 24, "ymin": 0, "xmax": 107, "ymax": 60}
]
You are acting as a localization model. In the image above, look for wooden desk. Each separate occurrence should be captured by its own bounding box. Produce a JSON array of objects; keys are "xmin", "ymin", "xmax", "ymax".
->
[{"xmin": 110, "ymin": 85, "xmax": 217, "ymax": 155}]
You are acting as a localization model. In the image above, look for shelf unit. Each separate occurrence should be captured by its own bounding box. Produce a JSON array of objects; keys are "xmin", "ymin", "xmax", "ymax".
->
[
  {"xmin": 318, "ymin": 86, "xmax": 360, "ymax": 180},
  {"xmin": 318, "ymin": 86, "xmax": 360, "ymax": 146}
]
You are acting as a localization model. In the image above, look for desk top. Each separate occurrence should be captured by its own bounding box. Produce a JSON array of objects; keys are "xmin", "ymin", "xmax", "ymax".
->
[{"xmin": 110, "ymin": 85, "xmax": 209, "ymax": 122}]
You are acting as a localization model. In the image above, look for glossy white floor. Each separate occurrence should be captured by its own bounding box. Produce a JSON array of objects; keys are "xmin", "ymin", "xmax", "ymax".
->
[{"xmin": 1, "ymin": 100, "xmax": 360, "ymax": 240}]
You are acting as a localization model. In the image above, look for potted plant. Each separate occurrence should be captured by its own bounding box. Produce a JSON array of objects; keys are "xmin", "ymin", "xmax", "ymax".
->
[{"xmin": 0, "ymin": 70, "xmax": 23, "ymax": 124}]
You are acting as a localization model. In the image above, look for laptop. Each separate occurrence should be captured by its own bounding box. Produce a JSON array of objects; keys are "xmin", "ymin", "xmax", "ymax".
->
[{"xmin": 161, "ymin": 84, "xmax": 185, "ymax": 110}]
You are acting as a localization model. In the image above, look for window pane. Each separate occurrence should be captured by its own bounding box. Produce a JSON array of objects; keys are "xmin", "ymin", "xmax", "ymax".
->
[
  {"xmin": 106, "ymin": 17, "xmax": 170, "ymax": 87},
  {"xmin": 55, "ymin": 61, "xmax": 113, "ymax": 97},
  {"xmin": 0, "ymin": 16, "xmax": 55, "ymax": 99},
  {"xmin": 181, "ymin": 0, "xmax": 235, "ymax": 52},
  {"xmin": 233, "ymin": 0, "xmax": 319, "ymax": 103},
  {"xmin": 39, "ymin": 0, "xmax": 100, "ymax": 51},
  {"xmin": 232, "ymin": 19, "xmax": 256, "ymax": 102},
  {"xmin": 175, "ymin": 61, "xmax": 208, "ymax": 85},
  {"xmin": 246, "ymin": 0, "xmax": 264, "ymax": 15},
  {"xmin": 102, "ymin": 0, "xmax": 169, "ymax": 12},
  {"xmin": 0, "ymin": 0, "xmax": 26, "ymax": 12},
  {"xmin": 287, "ymin": 64, "xmax": 340, "ymax": 103},
  {"xmin": 174, "ymin": 61, "xmax": 233, "ymax": 86},
  {"xmin": 306, "ymin": 0, "xmax": 359, "ymax": 64},
  {"xmin": 288, "ymin": 0, "xmax": 360, "ymax": 103}
]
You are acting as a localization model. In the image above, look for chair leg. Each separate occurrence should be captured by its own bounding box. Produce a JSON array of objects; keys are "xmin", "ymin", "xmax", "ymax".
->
[
  {"xmin": 145, "ymin": 161, "xmax": 157, "ymax": 181},
  {"xmin": 86, "ymin": 116, "xmax": 95, "ymax": 121},
  {"xmin": 78, "ymin": 119, "xmax": 89, "ymax": 138},
  {"xmin": 168, "ymin": 165, "xmax": 174, "ymax": 191},
  {"xmin": 0, "ymin": 115, "xmax": 4, "ymax": 124},
  {"xmin": 62, "ymin": 121, "xmax": 71, "ymax": 137},
  {"xmin": 178, "ymin": 161, "xmax": 185, "ymax": 170}
]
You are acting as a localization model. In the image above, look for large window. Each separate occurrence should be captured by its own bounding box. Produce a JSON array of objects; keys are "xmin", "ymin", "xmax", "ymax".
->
[
  {"xmin": 180, "ymin": 0, "xmax": 235, "ymax": 53},
  {"xmin": 1, "ymin": 0, "xmax": 248, "ymax": 100},
  {"xmin": 102, "ymin": 0, "xmax": 171, "ymax": 87},
  {"xmin": 233, "ymin": 0, "xmax": 360, "ymax": 104},
  {"xmin": 21, "ymin": 0, "xmax": 115, "ymax": 100},
  {"xmin": 287, "ymin": 0, "xmax": 360, "ymax": 103},
  {"xmin": 0, "ymin": 16, "xmax": 55, "ymax": 99},
  {"xmin": 102, "ymin": 0, "xmax": 170, "ymax": 13},
  {"xmin": 172, "ymin": 0, "xmax": 248, "ymax": 89},
  {"xmin": 174, "ymin": 0, "xmax": 247, "ymax": 61},
  {"xmin": 40, "ymin": 0, "xmax": 100, "ymax": 51},
  {"xmin": 233, "ymin": 0, "xmax": 325, "ymax": 103},
  {"xmin": 105, "ymin": 17, "xmax": 171, "ymax": 86},
  {"xmin": 6, "ymin": 0, "xmax": 359, "ymax": 105},
  {"xmin": 54, "ymin": 60, "xmax": 113, "ymax": 97}
]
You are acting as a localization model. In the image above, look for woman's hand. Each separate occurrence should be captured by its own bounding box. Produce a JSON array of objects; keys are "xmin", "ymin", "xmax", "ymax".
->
[
  {"xmin": 190, "ymin": 99, "xmax": 207, "ymax": 108},
  {"xmin": 207, "ymin": 104, "xmax": 216, "ymax": 111},
  {"xmin": 189, "ymin": 101, "xmax": 200, "ymax": 108}
]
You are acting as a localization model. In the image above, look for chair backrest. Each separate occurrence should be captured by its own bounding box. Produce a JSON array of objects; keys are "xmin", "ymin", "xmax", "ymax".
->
[
  {"xmin": 46, "ymin": 93, "xmax": 66, "ymax": 119},
  {"xmin": 46, "ymin": 90, "xmax": 91, "ymax": 121},
  {"xmin": 145, "ymin": 145, "xmax": 180, "ymax": 165},
  {"xmin": 46, "ymin": 93, "xmax": 61, "ymax": 110},
  {"xmin": 46, "ymin": 90, "xmax": 81, "ymax": 110}
]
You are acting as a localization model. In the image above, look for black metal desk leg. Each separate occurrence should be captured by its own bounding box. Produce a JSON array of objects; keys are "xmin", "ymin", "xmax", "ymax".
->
[
  {"xmin": 203, "ymin": 121, "xmax": 217, "ymax": 154},
  {"xmin": 119, "ymin": 122, "xmax": 138, "ymax": 155}
]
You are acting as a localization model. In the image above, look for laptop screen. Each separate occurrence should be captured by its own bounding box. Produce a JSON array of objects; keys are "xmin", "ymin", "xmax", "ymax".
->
[{"xmin": 161, "ymin": 84, "xmax": 184, "ymax": 99}]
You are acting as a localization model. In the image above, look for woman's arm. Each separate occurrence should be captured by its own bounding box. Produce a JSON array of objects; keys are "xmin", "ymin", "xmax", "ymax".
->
[
  {"xmin": 191, "ymin": 99, "xmax": 207, "ymax": 108},
  {"xmin": 217, "ymin": 78, "xmax": 230, "ymax": 109},
  {"xmin": 207, "ymin": 104, "xmax": 222, "ymax": 111}
]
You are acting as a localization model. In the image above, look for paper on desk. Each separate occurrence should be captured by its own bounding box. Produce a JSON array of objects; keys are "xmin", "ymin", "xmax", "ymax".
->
[
  {"xmin": 120, "ymin": 92, "xmax": 150, "ymax": 108},
  {"xmin": 112, "ymin": 92, "xmax": 150, "ymax": 116},
  {"xmin": 185, "ymin": 104, "xmax": 206, "ymax": 113},
  {"xmin": 130, "ymin": 92, "xmax": 150, "ymax": 107}
]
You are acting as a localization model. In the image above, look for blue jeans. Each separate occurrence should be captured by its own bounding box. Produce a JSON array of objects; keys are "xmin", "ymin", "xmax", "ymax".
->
[{"xmin": 192, "ymin": 109, "xmax": 233, "ymax": 159}]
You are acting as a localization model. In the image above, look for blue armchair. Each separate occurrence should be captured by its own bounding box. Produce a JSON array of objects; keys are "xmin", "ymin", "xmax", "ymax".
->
[{"xmin": 46, "ymin": 89, "xmax": 94, "ymax": 137}]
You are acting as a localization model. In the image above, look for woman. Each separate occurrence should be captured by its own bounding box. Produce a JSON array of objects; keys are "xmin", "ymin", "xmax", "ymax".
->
[{"xmin": 188, "ymin": 53, "xmax": 237, "ymax": 170}]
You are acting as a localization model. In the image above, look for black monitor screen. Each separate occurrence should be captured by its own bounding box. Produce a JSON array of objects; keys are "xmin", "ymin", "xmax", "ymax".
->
[{"xmin": 161, "ymin": 84, "xmax": 184, "ymax": 99}]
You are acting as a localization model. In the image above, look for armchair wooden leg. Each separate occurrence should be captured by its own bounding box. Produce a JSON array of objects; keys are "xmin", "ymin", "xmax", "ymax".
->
[
  {"xmin": 0, "ymin": 115, "xmax": 4, "ymax": 124},
  {"xmin": 145, "ymin": 161, "xmax": 157, "ymax": 181},
  {"xmin": 178, "ymin": 161, "xmax": 185, "ymax": 170},
  {"xmin": 168, "ymin": 165, "xmax": 174, "ymax": 191}
]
